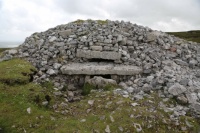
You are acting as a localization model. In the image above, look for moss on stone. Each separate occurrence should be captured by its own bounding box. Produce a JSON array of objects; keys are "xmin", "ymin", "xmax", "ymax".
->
[
  {"xmin": 40, "ymin": 81, "xmax": 54, "ymax": 90},
  {"xmin": 97, "ymin": 20, "xmax": 108, "ymax": 25},
  {"xmin": 103, "ymin": 84, "xmax": 118, "ymax": 91},
  {"xmin": 73, "ymin": 19, "xmax": 84, "ymax": 24}
]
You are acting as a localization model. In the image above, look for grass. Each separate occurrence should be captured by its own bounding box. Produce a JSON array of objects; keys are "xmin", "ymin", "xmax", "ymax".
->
[
  {"xmin": 72, "ymin": 19, "xmax": 108, "ymax": 25},
  {"xmin": 0, "ymin": 58, "xmax": 36, "ymax": 84},
  {"xmin": 0, "ymin": 48, "xmax": 11, "ymax": 57},
  {"xmin": 0, "ymin": 58, "xmax": 200, "ymax": 132},
  {"xmin": 0, "ymin": 48, "xmax": 10, "ymax": 53},
  {"xmin": 167, "ymin": 30, "xmax": 200, "ymax": 43}
]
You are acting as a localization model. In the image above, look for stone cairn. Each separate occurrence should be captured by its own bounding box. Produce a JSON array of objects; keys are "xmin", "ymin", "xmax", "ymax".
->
[{"xmin": 1, "ymin": 19, "xmax": 200, "ymax": 115}]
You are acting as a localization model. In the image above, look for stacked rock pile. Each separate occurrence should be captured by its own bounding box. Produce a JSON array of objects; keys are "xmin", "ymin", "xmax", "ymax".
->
[{"xmin": 1, "ymin": 19, "xmax": 200, "ymax": 115}]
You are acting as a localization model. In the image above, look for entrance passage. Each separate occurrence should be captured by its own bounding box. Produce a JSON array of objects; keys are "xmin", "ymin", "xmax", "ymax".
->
[
  {"xmin": 88, "ymin": 58, "xmax": 114, "ymax": 63},
  {"xmin": 90, "ymin": 75, "xmax": 111, "ymax": 79}
]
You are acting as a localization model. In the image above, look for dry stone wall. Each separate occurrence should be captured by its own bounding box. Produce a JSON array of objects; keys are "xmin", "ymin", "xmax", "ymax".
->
[{"xmin": 1, "ymin": 19, "xmax": 200, "ymax": 115}]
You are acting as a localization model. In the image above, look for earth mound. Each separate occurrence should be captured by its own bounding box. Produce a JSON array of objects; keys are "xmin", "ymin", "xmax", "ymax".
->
[{"xmin": 1, "ymin": 19, "xmax": 200, "ymax": 116}]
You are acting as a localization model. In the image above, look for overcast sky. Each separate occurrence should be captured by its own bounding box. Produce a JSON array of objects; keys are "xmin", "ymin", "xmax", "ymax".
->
[{"xmin": 0, "ymin": 0, "xmax": 200, "ymax": 42}]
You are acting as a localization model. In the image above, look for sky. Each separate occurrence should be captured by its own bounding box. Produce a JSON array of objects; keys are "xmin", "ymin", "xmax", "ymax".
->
[{"xmin": 0, "ymin": 0, "xmax": 200, "ymax": 43}]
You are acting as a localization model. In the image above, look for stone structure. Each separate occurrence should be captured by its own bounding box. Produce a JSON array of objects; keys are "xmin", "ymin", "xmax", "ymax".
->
[{"xmin": 1, "ymin": 19, "xmax": 200, "ymax": 115}]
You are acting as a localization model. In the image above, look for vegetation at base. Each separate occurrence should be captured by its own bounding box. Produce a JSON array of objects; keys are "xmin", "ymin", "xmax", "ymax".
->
[
  {"xmin": 82, "ymin": 82, "xmax": 95, "ymax": 95},
  {"xmin": 0, "ymin": 48, "xmax": 10, "ymax": 54},
  {"xmin": 82, "ymin": 82, "xmax": 118, "ymax": 95},
  {"xmin": 103, "ymin": 84, "xmax": 118, "ymax": 91},
  {"xmin": 167, "ymin": 30, "xmax": 200, "ymax": 43},
  {"xmin": 0, "ymin": 58, "xmax": 36, "ymax": 84},
  {"xmin": 0, "ymin": 58, "xmax": 200, "ymax": 132}
]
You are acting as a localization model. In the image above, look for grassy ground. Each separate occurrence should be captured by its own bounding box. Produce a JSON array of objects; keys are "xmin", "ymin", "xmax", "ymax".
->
[
  {"xmin": 0, "ymin": 58, "xmax": 200, "ymax": 132},
  {"xmin": 167, "ymin": 30, "xmax": 200, "ymax": 43},
  {"xmin": 0, "ymin": 48, "xmax": 10, "ymax": 53}
]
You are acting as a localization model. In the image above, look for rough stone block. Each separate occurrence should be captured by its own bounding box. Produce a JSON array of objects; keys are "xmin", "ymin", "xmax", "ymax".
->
[
  {"xmin": 60, "ymin": 63, "xmax": 143, "ymax": 75},
  {"xmin": 76, "ymin": 50, "xmax": 121, "ymax": 60},
  {"xmin": 90, "ymin": 46, "xmax": 103, "ymax": 51}
]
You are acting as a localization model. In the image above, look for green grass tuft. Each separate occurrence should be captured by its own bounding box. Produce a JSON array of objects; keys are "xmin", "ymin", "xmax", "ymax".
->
[
  {"xmin": 0, "ymin": 48, "xmax": 10, "ymax": 54},
  {"xmin": 82, "ymin": 82, "xmax": 95, "ymax": 95},
  {"xmin": 97, "ymin": 20, "xmax": 108, "ymax": 25},
  {"xmin": 72, "ymin": 19, "xmax": 84, "ymax": 24},
  {"xmin": 0, "ymin": 58, "xmax": 36, "ymax": 84}
]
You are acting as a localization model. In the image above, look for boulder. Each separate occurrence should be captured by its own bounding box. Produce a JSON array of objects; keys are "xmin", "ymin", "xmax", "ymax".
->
[
  {"xmin": 168, "ymin": 83, "xmax": 187, "ymax": 96},
  {"xmin": 86, "ymin": 76, "xmax": 117, "ymax": 89}
]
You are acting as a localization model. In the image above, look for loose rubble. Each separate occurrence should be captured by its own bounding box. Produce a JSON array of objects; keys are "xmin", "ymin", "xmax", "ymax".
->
[{"xmin": 1, "ymin": 19, "xmax": 200, "ymax": 117}]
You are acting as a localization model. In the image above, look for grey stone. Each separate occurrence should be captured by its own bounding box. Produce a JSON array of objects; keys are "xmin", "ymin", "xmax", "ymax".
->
[
  {"xmin": 53, "ymin": 63, "xmax": 62, "ymax": 69},
  {"xmin": 177, "ymin": 95, "xmax": 188, "ymax": 105},
  {"xmin": 87, "ymin": 76, "xmax": 117, "ymax": 89},
  {"xmin": 88, "ymin": 100, "xmax": 95, "ymax": 106},
  {"xmin": 133, "ymin": 123, "xmax": 142, "ymax": 132},
  {"xmin": 67, "ymin": 84, "xmax": 76, "ymax": 91},
  {"xmin": 196, "ymin": 72, "xmax": 200, "ymax": 78},
  {"xmin": 174, "ymin": 59, "xmax": 188, "ymax": 66},
  {"xmin": 105, "ymin": 125, "xmax": 111, "ymax": 133},
  {"xmin": 59, "ymin": 29, "xmax": 72, "ymax": 38},
  {"xmin": 127, "ymin": 87, "xmax": 134, "ymax": 93},
  {"xmin": 117, "ymin": 35, "xmax": 123, "ymax": 42},
  {"xmin": 163, "ymin": 43, "xmax": 171, "ymax": 50},
  {"xmin": 27, "ymin": 107, "xmax": 31, "ymax": 114},
  {"xmin": 61, "ymin": 63, "xmax": 143, "ymax": 75},
  {"xmin": 76, "ymin": 49, "xmax": 121, "ymax": 60},
  {"xmin": 191, "ymin": 102, "xmax": 200, "ymax": 112},
  {"xmin": 42, "ymin": 101, "xmax": 49, "ymax": 106},
  {"xmin": 41, "ymin": 61, "xmax": 48, "ymax": 66},
  {"xmin": 146, "ymin": 32, "xmax": 158, "ymax": 42},
  {"xmin": 168, "ymin": 83, "xmax": 187, "ymax": 96},
  {"xmin": 179, "ymin": 78, "xmax": 189, "ymax": 86},
  {"xmin": 49, "ymin": 36, "xmax": 57, "ymax": 42},
  {"xmin": 186, "ymin": 93, "xmax": 198, "ymax": 104},
  {"xmin": 142, "ymin": 84, "xmax": 152, "ymax": 92},
  {"xmin": 189, "ymin": 59, "xmax": 197, "ymax": 68},
  {"xmin": 90, "ymin": 46, "xmax": 103, "ymax": 51},
  {"xmin": 8, "ymin": 49, "xmax": 18, "ymax": 55},
  {"xmin": 46, "ymin": 69, "xmax": 56, "ymax": 75}
]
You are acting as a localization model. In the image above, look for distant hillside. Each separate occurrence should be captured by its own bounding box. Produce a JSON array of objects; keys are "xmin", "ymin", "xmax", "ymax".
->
[
  {"xmin": 0, "ymin": 42, "xmax": 21, "ymax": 48},
  {"xmin": 167, "ymin": 30, "xmax": 200, "ymax": 43}
]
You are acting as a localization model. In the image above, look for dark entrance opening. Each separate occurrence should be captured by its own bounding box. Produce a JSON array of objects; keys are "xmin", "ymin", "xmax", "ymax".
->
[
  {"xmin": 90, "ymin": 75, "xmax": 112, "ymax": 79},
  {"xmin": 88, "ymin": 58, "xmax": 114, "ymax": 63}
]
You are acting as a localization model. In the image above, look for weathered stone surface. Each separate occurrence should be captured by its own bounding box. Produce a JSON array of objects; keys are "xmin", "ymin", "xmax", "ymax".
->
[
  {"xmin": 168, "ymin": 83, "xmax": 187, "ymax": 96},
  {"xmin": 191, "ymin": 102, "xmax": 200, "ymax": 112},
  {"xmin": 86, "ymin": 76, "xmax": 117, "ymax": 88},
  {"xmin": 8, "ymin": 49, "xmax": 18, "ymax": 55},
  {"xmin": 76, "ymin": 49, "xmax": 121, "ymax": 60},
  {"xmin": 90, "ymin": 46, "xmax": 103, "ymax": 51},
  {"xmin": 60, "ymin": 63, "xmax": 142, "ymax": 75},
  {"xmin": 49, "ymin": 36, "xmax": 57, "ymax": 42},
  {"xmin": 59, "ymin": 29, "xmax": 72, "ymax": 38},
  {"xmin": 186, "ymin": 93, "xmax": 198, "ymax": 104},
  {"xmin": 146, "ymin": 32, "xmax": 157, "ymax": 42}
]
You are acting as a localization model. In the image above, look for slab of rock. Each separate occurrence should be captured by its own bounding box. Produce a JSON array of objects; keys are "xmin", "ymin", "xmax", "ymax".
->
[
  {"xmin": 168, "ymin": 83, "xmax": 187, "ymax": 96},
  {"xmin": 90, "ymin": 46, "xmax": 103, "ymax": 51},
  {"xmin": 146, "ymin": 31, "xmax": 161, "ymax": 42},
  {"xmin": 60, "ymin": 63, "xmax": 142, "ymax": 75},
  {"xmin": 59, "ymin": 29, "xmax": 72, "ymax": 38},
  {"xmin": 8, "ymin": 49, "xmax": 18, "ymax": 55},
  {"xmin": 86, "ymin": 76, "xmax": 117, "ymax": 88},
  {"xmin": 76, "ymin": 49, "xmax": 121, "ymax": 60}
]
